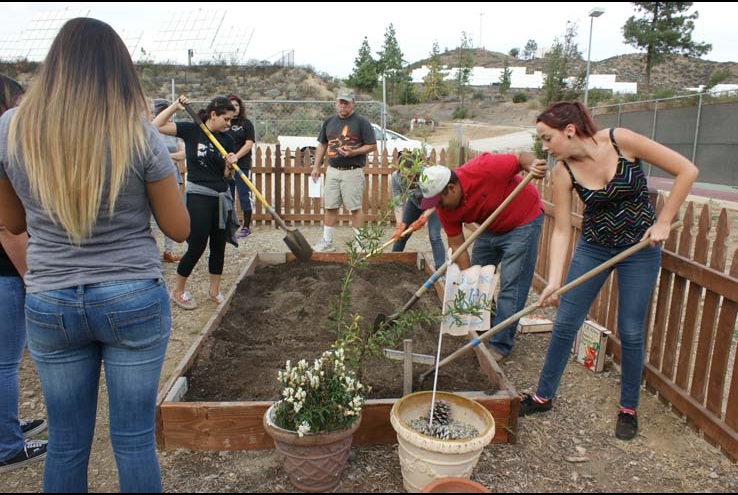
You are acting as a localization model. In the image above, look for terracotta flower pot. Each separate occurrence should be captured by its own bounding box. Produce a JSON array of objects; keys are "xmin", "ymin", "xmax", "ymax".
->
[
  {"xmin": 263, "ymin": 404, "xmax": 361, "ymax": 493},
  {"xmin": 390, "ymin": 391, "xmax": 495, "ymax": 493},
  {"xmin": 422, "ymin": 477, "xmax": 491, "ymax": 493}
]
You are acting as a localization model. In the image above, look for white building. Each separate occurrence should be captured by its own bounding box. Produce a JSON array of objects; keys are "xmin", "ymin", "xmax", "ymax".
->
[{"xmin": 410, "ymin": 65, "xmax": 637, "ymax": 94}]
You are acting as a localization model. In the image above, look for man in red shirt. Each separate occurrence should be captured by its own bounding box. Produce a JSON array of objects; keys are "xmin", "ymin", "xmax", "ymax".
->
[{"xmin": 419, "ymin": 153, "xmax": 548, "ymax": 361}]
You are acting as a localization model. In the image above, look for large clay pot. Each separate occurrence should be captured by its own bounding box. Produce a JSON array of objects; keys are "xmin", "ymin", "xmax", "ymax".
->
[
  {"xmin": 390, "ymin": 391, "xmax": 495, "ymax": 493},
  {"xmin": 422, "ymin": 477, "xmax": 492, "ymax": 493},
  {"xmin": 263, "ymin": 404, "xmax": 361, "ymax": 493}
]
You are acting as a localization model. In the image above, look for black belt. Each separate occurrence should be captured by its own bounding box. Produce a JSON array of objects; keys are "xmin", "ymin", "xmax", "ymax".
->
[{"xmin": 330, "ymin": 164, "xmax": 364, "ymax": 170}]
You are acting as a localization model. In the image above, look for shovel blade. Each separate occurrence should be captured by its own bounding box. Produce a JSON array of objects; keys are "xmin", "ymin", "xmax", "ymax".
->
[{"xmin": 284, "ymin": 229, "xmax": 313, "ymax": 261}]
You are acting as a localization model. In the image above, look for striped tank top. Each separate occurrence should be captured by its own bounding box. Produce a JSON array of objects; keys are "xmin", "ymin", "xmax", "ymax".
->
[{"xmin": 563, "ymin": 128, "xmax": 656, "ymax": 247}]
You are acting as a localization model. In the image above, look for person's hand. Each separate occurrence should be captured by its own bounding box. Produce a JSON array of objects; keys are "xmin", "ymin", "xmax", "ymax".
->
[
  {"xmin": 310, "ymin": 165, "xmax": 321, "ymax": 183},
  {"xmin": 538, "ymin": 283, "xmax": 560, "ymax": 308},
  {"xmin": 338, "ymin": 147, "xmax": 352, "ymax": 157},
  {"xmin": 641, "ymin": 221, "xmax": 670, "ymax": 247},
  {"xmin": 391, "ymin": 222, "xmax": 407, "ymax": 242},
  {"xmin": 409, "ymin": 214, "xmax": 428, "ymax": 231},
  {"xmin": 175, "ymin": 95, "xmax": 189, "ymax": 110},
  {"xmin": 529, "ymin": 159, "xmax": 548, "ymax": 179}
]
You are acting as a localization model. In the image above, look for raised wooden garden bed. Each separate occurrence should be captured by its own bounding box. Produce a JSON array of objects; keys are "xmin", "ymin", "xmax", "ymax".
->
[{"xmin": 155, "ymin": 252, "xmax": 520, "ymax": 450}]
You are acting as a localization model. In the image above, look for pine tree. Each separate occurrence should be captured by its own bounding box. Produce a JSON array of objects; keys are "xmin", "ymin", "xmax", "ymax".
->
[
  {"xmin": 347, "ymin": 37, "xmax": 378, "ymax": 94},
  {"xmin": 454, "ymin": 31, "xmax": 474, "ymax": 114},
  {"xmin": 377, "ymin": 24, "xmax": 416, "ymax": 105},
  {"xmin": 622, "ymin": 2, "xmax": 712, "ymax": 93},
  {"xmin": 523, "ymin": 39, "xmax": 538, "ymax": 60},
  {"xmin": 422, "ymin": 41, "xmax": 449, "ymax": 102}
]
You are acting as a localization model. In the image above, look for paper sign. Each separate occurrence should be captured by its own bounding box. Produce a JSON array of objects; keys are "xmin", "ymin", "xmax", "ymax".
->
[
  {"xmin": 308, "ymin": 178, "xmax": 321, "ymax": 198},
  {"xmin": 441, "ymin": 263, "xmax": 498, "ymax": 336}
]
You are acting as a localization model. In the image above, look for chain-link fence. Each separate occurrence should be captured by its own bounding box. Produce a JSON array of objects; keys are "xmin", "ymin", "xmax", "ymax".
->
[
  {"xmin": 180, "ymin": 100, "xmax": 384, "ymax": 143},
  {"xmin": 591, "ymin": 90, "xmax": 738, "ymax": 187}
]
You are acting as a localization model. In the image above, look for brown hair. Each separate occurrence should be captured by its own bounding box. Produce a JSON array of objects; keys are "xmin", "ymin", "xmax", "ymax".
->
[
  {"xmin": 0, "ymin": 74, "xmax": 23, "ymax": 116},
  {"xmin": 536, "ymin": 101, "xmax": 598, "ymax": 140}
]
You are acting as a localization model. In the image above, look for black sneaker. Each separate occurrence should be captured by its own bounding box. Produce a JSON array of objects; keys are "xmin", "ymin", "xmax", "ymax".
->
[
  {"xmin": 615, "ymin": 411, "xmax": 638, "ymax": 440},
  {"xmin": 519, "ymin": 393, "xmax": 553, "ymax": 416},
  {"xmin": 0, "ymin": 440, "xmax": 47, "ymax": 473},
  {"xmin": 20, "ymin": 419, "xmax": 47, "ymax": 438}
]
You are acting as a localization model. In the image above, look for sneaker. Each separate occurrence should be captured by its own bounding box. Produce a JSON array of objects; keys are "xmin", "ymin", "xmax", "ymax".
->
[
  {"xmin": 0, "ymin": 440, "xmax": 47, "ymax": 473},
  {"xmin": 615, "ymin": 411, "xmax": 639, "ymax": 440},
  {"xmin": 170, "ymin": 290, "xmax": 197, "ymax": 310},
  {"xmin": 236, "ymin": 227, "xmax": 251, "ymax": 238},
  {"xmin": 20, "ymin": 419, "xmax": 47, "ymax": 439},
  {"xmin": 162, "ymin": 251, "xmax": 182, "ymax": 263},
  {"xmin": 313, "ymin": 238, "xmax": 336, "ymax": 253},
  {"xmin": 518, "ymin": 393, "xmax": 553, "ymax": 416}
]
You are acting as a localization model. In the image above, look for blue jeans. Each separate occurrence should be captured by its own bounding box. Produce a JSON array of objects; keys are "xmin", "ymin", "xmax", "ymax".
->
[
  {"xmin": 392, "ymin": 200, "xmax": 446, "ymax": 270},
  {"xmin": 25, "ymin": 279, "xmax": 170, "ymax": 493},
  {"xmin": 471, "ymin": 214, "xmax": 543, "ymax": 356},
  {"xmin": 0, "ymin": 276, "xmax": 26, "ymax": 463},
  {"xmin": 228, "ymin": 172, "xmax": 253, "ymax": 215},
  {"xmin": 535, "ymin": 238, "xmax": 661, "ymax": 409}
]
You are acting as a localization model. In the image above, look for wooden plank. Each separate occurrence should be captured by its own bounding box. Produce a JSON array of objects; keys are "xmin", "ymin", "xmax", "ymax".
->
[
  {"xmin": 403, "ymin": 340, "xmax": 413, "ymax": 395},
  {"xmin": 675, "ymin": 205, "xmax": 707, "ymax": 389},
  {"xmin": 160, "ymin": 401, "xmax": 273, "ymax": 450},
  {"xmin": 706, "ymin": 248, "xmax": 738, "ymax": 417},
  {"xmin": 383, "ymin": 348, "xmax": 436, "ymax": 366},
  {"xmin": 662, "ymin": 213, "xmax": 694, "ymax": 380},
  {"xmin": 690, "ymin": 212, "xmax": 728, "ymax": 404},
  {"xmin": 726, "ymin": 249, "xmax": 738, "ymax": 432}
]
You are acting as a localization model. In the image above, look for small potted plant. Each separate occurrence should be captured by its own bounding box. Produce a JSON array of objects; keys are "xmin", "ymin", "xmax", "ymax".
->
[{"xmin": 262, "ymin": 347, "xmax": 367, "ymax": 493}]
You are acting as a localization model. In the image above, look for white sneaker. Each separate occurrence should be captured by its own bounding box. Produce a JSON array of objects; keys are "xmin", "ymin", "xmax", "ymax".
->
[{"xmin": 313, "ymin": 238, "xmax": 336, "ymax": 252}]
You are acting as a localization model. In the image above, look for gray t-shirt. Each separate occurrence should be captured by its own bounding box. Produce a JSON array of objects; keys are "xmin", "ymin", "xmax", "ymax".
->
[{"xmin": 0, "ymin": 108, "xmax": 176, "ymax": 293}]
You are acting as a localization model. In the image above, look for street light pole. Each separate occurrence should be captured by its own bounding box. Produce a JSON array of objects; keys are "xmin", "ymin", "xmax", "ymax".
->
[{"xmin": 584, "ymin": 7, "xmax": 605, "ymax": 108}]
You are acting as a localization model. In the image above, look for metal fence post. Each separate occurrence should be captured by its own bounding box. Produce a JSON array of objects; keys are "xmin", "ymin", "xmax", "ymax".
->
[{"xmin": 692, "ymin": 93, "xmax": 703, "ymax": 164}]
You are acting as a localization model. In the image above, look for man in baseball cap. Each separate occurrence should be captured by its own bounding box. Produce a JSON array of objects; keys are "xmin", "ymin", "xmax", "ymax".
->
[
  {"xmin": 310, "ymin": 87, "xmax": 376, "ymax": 253},
  {"xmin": 418, "ymin": 154, "xmax": 548, "ymax": 363}
]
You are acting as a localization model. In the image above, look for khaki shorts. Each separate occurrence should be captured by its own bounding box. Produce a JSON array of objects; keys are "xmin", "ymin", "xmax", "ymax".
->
[{"xmin": 324, "ymin": 166, "xmax": 365, "ymax": 211}]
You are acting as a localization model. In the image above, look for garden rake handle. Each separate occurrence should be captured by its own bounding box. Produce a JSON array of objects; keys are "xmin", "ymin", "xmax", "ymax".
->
[
  {"xmin": 362, "ymin": 208, "xmax": 436, "ymax": 261},
  {"xmin": 182, "ymin": 102, "xmax": 290, "ymax": 232},
  {"xmin": 389, "ymin": 173, "xmax": 536, "ymax": 318},
  {"xmin": 419, "ymin": 219, "xmax": 683, "ymax": 382}
]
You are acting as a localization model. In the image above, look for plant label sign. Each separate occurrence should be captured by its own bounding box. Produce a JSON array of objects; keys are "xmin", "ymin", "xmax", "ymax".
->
[{"xmin": 441, "ymin": 263, "xmax": 498, "ymax": 336}]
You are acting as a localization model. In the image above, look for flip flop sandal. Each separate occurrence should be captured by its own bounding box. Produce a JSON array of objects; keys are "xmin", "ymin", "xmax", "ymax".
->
[
  {"xmin": 170, "ymin": 290, "xmax": 197, "ymax": 310},
  {"xmin": 209, "ymin": 293, "xmax": 226, "ymax": 304}
]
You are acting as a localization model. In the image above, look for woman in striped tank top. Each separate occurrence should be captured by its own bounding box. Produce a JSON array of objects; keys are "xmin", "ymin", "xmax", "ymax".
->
[{"xmin": 520, "ymin": 101, "xmax": 698, "ymax": 441}]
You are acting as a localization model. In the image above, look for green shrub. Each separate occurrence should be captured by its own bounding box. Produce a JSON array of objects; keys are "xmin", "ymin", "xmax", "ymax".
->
[
  {"xmin": 452, "ymin": 105, "xmax": 469, "ymax": 119},
  {"xmin": 513, "ymin": 92, "xmax": 528, "ymax": 103}
]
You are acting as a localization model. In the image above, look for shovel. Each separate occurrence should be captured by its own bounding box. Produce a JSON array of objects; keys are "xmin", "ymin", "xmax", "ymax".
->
[
  {"xmin": 360, "ymin": 207, "xmax": 436, "ymax": 261},
  {"xmin": 417, "ymin": 220, "xmax": 683, "ymax": 383},
  {"xmin": 182, "ymin": 102, "xmax": 313, "ymax": 261},
  {"xmin": 374, "ymin": 172, "xmax": 536, "ymax": 332}
]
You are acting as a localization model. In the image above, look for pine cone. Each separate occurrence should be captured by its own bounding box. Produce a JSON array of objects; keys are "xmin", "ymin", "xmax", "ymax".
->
[{"xmin": 432, "ymin": 400, "xmax": 452, "ymax": 425}]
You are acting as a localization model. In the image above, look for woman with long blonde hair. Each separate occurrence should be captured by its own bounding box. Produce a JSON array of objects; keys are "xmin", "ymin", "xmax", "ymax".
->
[{"xmin": 0, "ymin": 17, "xmax": 189, "ymax": 492}]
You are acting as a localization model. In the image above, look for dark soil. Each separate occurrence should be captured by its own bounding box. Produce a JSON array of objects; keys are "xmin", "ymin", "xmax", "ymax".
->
[{"xmin": 184, "ymin": 260, "xmax": 496, "ymax": 402}]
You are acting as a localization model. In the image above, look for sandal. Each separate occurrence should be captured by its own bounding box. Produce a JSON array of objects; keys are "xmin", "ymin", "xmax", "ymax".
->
[
  {"xmin": 170, "ymin": 290, "xmax": 197, "ymax": 310},
  {"xmin": 209, "ymin": 292, "xmax": 226, "ymax": 304}
]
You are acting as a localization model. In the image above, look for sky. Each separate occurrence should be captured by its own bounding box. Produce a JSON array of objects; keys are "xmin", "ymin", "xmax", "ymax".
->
[{"xmin": 2, "ymin": 2, "xmax": 736, "ymax": 79}]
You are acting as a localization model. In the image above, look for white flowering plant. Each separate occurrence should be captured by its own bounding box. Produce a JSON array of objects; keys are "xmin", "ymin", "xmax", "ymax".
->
[{"xmin": 272, "ymin": 347, "xmax": 367, "ymax": 437}]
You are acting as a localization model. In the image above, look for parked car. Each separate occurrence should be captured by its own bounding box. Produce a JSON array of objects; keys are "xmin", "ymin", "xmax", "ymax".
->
[{"xmin": 278, "ymin": 123, "xmax": 429, "ymax": 164}]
